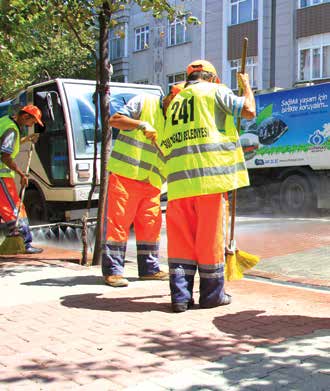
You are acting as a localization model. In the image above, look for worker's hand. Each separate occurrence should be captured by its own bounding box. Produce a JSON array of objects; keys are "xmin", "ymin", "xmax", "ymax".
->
[
  {"xmin": 237, "ymin": 72, "xmax": 250, "ymax": 91},
  {"xmin": 138, "ymin": 121, "xmax": 158, "ymax": 143},
  {"xmin": 28, "ymin": 133, "xmax": 39, "ymax": 144},
  {"xmin": 20, "ymin": 174, "xmax": 28, "ymax": 188},
  {"xmin": 143, "ymin": 129, "xmax": 157, "ymax": 143}
]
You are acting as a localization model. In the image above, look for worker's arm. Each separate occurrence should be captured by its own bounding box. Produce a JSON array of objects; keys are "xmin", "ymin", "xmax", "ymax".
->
[
  {"xmin": 109, "ymin": 113, "xmax": 157, "ymax": 142},
  {"xmin": 1, "ymin": 153, "xmax": 28, "ymax": 188},
  {"xmin": 109, "ymin": 113, "xmax": 143, "ymax": 130},
  {"xmin": 237, "ymin": 73, "xmax": 256, "ymax": 120}
]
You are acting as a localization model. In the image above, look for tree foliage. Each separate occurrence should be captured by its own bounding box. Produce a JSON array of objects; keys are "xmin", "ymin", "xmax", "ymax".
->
[
  {"xmin": 0, "ymin": 0, "xmax": 199, "ymax": 265},
  {"xmin": 0, "ymin": 0, "xmax": 96, "ymax": 99}
]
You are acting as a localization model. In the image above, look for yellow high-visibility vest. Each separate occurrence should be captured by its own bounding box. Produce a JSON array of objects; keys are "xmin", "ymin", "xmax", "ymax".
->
[
  {"xmin": 0, "ymin": 116, "xmax": 20, "ymax": 178},
  {"xmin": 162, "ymin": 82, "xmax": 249, "ymax": 201},
  {"xmin": 107, "ymin": 95, "xmax": 165, "ymax": 189}
]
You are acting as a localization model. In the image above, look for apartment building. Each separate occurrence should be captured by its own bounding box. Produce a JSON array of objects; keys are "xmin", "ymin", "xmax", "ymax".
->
[{"xmin": 109, "ymin": 0, "xmax": 330, "ymax": 93}]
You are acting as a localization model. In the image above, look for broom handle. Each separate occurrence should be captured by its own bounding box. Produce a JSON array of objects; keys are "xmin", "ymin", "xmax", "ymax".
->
[
  {"xmin": 230, "ymin": 37, "xmax": 248, "ymax": 242},
  {"xmin": 152, "ymin": 140, "xmax": 164, "ymax": 158},
  {"xmin": 15, "ymin": 143, "xmax": 34, "ymax": 228}
]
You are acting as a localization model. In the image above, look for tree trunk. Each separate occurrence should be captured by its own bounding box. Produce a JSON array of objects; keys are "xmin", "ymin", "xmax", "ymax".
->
[
  {"xmin": 80, "ymin": 66, "xmax": 100, "ymax": 265},
  {"xmin": 92, "ymin": 2, "xmax": 112, "ymax": 265}
]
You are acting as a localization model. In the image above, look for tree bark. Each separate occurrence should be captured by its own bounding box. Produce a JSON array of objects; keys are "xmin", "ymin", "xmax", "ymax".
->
[
  {"xmin": 92, "ymin": 1, "xmax": 112, "ymax": 265},
  {"xmin": 81, "ymin": 65, "xmax": 100, "ymax": 265}
]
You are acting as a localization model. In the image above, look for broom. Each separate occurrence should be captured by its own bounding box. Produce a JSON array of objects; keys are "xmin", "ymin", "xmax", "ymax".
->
[
  {"xmin": 225, "ymin": 37, "xmax": 260, "ymax": 281},
  {"xmin": 0, "ymin": 143, "xmax": 34, "ymax": 255}
]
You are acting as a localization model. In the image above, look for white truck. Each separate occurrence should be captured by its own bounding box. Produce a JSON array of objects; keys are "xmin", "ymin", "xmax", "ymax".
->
[
  {"xmin": 240, "ymin": 82, "xmax": 330, "ymax": 214},
  {"xmin": 0, "ymin": 79, "xmax": 163, "ymax": 223}
]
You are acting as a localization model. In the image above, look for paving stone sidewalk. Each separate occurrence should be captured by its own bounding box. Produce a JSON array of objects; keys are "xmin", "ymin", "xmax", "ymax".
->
[
  {"xmin": 127, "ymin": 329, "xmax": 330, "ymax": 391},
  {"xmin": 0, "ymin": 254, "xmax": 329, "ymax": 390}
]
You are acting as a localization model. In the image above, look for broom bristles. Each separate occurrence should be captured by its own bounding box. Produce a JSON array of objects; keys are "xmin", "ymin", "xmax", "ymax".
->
[
  {"xmin": 225, "ymin": 253, "xmax": 244, "ymax": 281},
  {"xmin": 225, "ymin": 249, "xmax": 260, "ymax": 281},
  {"xmin": 0, "ymin": 236, "xmax": 26, "ymax": 255},
  {"xmin": 235, "ymin": 249, "xmax": 260, "ymax": 270}
]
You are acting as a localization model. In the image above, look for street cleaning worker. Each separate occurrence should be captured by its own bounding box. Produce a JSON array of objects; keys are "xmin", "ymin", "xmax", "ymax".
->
[
  {"xmin": 102, "ymin": 84, "xmax": 184, "ymax": 287},
  {"xmin": 0, "ymin": 105, "xmax": 44, "ymax": 254},
  {"xmin": 160, "ymin": 60, "xmax": 256, "ymax": 312}
]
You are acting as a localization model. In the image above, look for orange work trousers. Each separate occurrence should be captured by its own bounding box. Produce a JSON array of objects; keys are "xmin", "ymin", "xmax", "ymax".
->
[
  {"xmin": 0, "ymin": 177, "xmax": 32, "ymax": 248},
  {"xmin": 102, "ymin": 173, "xmax": 162, "ymax": 277},
  {"xmin": 166, "ymin": 193, "xmax": 228, "ymax": 308}
]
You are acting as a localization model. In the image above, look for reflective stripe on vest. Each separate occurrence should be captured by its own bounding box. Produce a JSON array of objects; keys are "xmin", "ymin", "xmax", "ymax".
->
[
  {"xmin": 107, "ymin": 95, "xmax": 165, "ymax": 189},
  {"xmin": 162, "ymin": 82, "xmax": 249, "ymax": 201},
  {"xmin": 0, "ymin": 116, "xmax": 20, "ymax": 178}
]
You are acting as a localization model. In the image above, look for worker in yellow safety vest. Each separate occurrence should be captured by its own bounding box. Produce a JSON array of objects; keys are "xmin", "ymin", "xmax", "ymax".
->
[
  {"xmin": 160, "ymin": 60, "xmax": 256, "ymax": 312},
  {"xmin": 102, "ymin": 84, "xmax": 184, "ymax": 287},
  {"xmin": 0, "ymin": 105, "xmax": 43, "ymax": 254}
]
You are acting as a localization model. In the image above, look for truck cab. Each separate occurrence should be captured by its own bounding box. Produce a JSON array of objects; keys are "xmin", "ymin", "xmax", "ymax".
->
[{"xmin": 7, "ymin": 79, "xmax": 163, "ymax": 223}]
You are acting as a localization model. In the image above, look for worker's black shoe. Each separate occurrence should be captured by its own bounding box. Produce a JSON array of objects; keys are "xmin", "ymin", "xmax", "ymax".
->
[
  {"xmin": 171, "ymin": 299, "xmax": 194, "ymax": 313},
  {"xmin": 25, "ymin": 246, "xmax": 43, "ymax": 254}
]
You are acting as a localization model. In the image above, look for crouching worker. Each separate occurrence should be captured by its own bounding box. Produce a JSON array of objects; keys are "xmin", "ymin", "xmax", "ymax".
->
[
  {"xmin": 102, "ymin": 84, "xmax": 184, "ymax": 287},
  {"xmin": 0, "ymin": 105, "xmax": 44, "ymax": 254}
]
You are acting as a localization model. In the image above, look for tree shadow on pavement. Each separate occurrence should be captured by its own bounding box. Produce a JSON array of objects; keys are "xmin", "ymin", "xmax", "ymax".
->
[
  {"xmin": 60, "ymin": 292, "xmax": 172, "ymax": 312},
  {"xmin": 22, "ymin": 275, "xmax": 104, "ymax": 286},
  {"xmin": 0, "ymin": 263, "xmax": 48, "ymax": 278},
  {"xmin": 1, "ymin": 329, "xmax": 329, "ymax": 390},
  {"xmin": 193, "ymin": 329, "xmax": 330, "ymax": 391},
  {"xmin": 22, "ymin": 275, "xmax": 148, "ymax": 287},
  {"xmin": 213, "ymin": 310, "xmax": 330, "ymax": 342}
]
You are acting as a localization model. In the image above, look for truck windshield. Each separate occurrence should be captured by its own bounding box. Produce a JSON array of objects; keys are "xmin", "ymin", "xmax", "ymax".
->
[{"xmin": 63, "ymin": 82, "xmax": 162, "ymax": 159}]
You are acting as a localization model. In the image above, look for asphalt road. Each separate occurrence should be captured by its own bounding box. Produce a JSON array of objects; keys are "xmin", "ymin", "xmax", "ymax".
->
[{"xmin": 22, "ymin": 213, "xmax": 330, "ymax": 286}]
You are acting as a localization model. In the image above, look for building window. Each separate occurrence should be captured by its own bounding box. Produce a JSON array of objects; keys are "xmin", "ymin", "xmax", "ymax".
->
[
  {"xmin": 230, "ymin": 56, "xmax": 258, "ymax": 90},
  {"xmin": 167, "ymin": 72, "xmax": 186, "ymax": 92},
  {"xmin": 111, "ymin": 75, "xmax": 126, "ymax": 83},
  {"xmin": 299, "ymin": 45, "xmax": 330, "ymax": 80},
  {"xmin": 134, "ymin": 80, "xmax": 149, "ymax": 85},
  {"xmin": 168, "ymin": 18, "xmax": 189, "ymax": 46},
  {"xmin": 230, "ymin": 0, "xmax": 258, "ymax": 25},
  {"xmin": 299, "ymin": 0, "xmax": 330, "ymax": 8},
  {"xmin": 135, "ymin": 26, "xmax": 149, "ymax": 51},
  {"xmin": 109, "ymin": 29, "xmax": 125, "ymax": 60}
]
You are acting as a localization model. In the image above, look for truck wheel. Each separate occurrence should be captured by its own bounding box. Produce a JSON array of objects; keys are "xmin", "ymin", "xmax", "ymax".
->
[
  {"xmin": 24, "ymin": 189, "xmax": 48, "ymax": 224},
  {"xmin": 280, "ymin": 175, "xmax": 315, "ymax": 215}
]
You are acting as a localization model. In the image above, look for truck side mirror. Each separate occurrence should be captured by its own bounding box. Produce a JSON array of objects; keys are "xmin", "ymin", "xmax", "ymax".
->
[
  {"xmin": 35, "ymin": 91, "xmax": 61, "ymax": 124},
  {"xmin": 46, "ymin": 92, "xmax": 55, "ymax": 121}
]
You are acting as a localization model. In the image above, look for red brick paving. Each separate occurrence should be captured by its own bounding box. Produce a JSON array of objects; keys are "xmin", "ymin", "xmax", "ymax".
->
[
  {"xmin": 0, "ymin": 270, "xmax": 329, "ymax": 389},
  {"xmin": 235, "ymin": 220, "xmax": 330, "ymax": 258},
  {"xmin": 0, "ymin": 219, "xmax": 329, "ymax": 389}
]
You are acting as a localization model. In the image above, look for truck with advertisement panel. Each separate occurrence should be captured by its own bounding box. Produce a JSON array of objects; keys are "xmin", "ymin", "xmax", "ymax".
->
[
  {"xmin": 0, "ymin": 79, "xmax": 163, "ymax": 223},
  {"xmin": 240, "ymin": 82, "xmax": 330, "ymax": 214}
]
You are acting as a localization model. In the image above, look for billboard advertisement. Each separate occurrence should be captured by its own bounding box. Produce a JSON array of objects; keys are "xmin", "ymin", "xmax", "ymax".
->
[{"xmin": 240, "ymin": 83, "xmax": 330, "ymax": 169}]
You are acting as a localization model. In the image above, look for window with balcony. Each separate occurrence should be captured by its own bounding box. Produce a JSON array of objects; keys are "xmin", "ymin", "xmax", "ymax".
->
[
  {"xmin": 299, "ymin": 0, "xmax": 330, "ymax": 8},
  {"xmin": 135, "ymin": 25, "xmax": 149, "ymax": 51},
  {"xmin": 230, "ymin": 56, "xmax": 258, "ymax": 90},
  {"xmin": 167, "ymin": 72, "xmax": 186, "ymax": 93},
  {"xmin": 299, "ymin": 45, "xmax": 330, "ymax": 80},
  {"xmin": 230, "ymin": 0, "xmax": 258, "ymax": 25},
  {"xmin": 168, "ymin": 18, "xmax": 189, "ymax": 46},
  {"xmin": 109, "ymin": 29, "xmax": 125, "ymax": 61}
]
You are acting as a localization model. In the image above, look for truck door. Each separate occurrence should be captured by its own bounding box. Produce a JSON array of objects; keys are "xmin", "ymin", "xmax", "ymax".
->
[{"xmin": 33, "ymin": 84, "xmax": 70, "ymax": 186}]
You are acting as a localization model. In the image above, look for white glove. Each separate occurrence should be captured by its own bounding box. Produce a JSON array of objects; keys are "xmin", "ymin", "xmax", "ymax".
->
[
  {"xmin": 138, "ymin": 121, "xmax": 157, "ymax": 142},
  {"xmin": 28, "ymin": 134, "xmax": 40, "ymax": 144}
]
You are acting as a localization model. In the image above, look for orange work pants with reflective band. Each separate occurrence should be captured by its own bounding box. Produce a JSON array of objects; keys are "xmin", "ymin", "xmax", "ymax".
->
[
  {"xmin": 166, "ymin": 193, "xmax": 228, "ymax": 308},
  {"xmin": 102, "ymin": 173, "xmax": 162, "ymax": 277},
  {"xmin": 0, "ymin": 177, "xmax": 32, "ymax": 249}
]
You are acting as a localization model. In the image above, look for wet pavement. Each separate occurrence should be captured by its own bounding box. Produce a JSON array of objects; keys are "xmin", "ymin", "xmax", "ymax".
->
[{"xmin": 0, "ymin": 215, "xmax": 329, "ymax": 390}]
